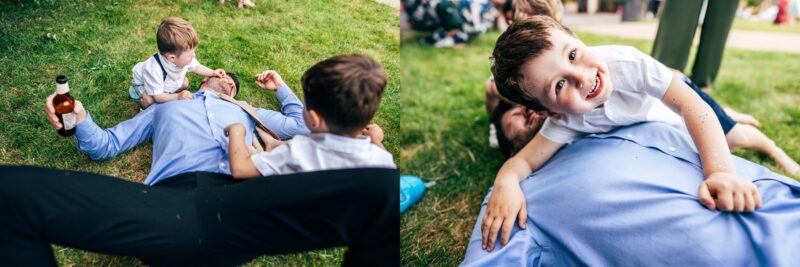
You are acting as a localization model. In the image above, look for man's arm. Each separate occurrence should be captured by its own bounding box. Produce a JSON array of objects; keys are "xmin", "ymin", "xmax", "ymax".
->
[
  {"xmin": 255, "ymin": 84, "xmax": 310, "ymax": 139},
  {"xmin": 45, "ymin": 94, "xmax": 154, "ymax": 160},
  {"xmin": 152, "ymin": 91, "xmax": 193, "ymax": 104},
  {"xmin": 225, "ymin": 123, "xmax": 261, "ymax": 179},
  {"xmin": 661, "ymin": 70, "xmax": 761, "ymax": 212}
]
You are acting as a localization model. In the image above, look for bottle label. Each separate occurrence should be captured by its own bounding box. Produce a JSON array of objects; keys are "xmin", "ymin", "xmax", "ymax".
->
[{"xmin": 62, "ymin": 112, "xmax": 77, "ymax": 130}]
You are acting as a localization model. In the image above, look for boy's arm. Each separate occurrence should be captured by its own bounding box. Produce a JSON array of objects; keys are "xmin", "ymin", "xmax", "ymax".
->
[
  {"xmin": 152, "ymin": 90, "xmax": 193, "ymax": 103},
  {"xmin": 661, "ymin": 70, "xmax": 761, "ymax": 212},
  {"xmin": 225, "ymin": 123, "xmax": 261, "ymax": 179},
  {"xmin": 482, "ymin": 133, "xmax": 564, "ymax": 251},
  {"xmin": 191, "ymin": 64, "xmax": 225, "ymax": 78},
  {"xmin": 363, "ymin": 123, "xmax": 386, "ymax": 149}
]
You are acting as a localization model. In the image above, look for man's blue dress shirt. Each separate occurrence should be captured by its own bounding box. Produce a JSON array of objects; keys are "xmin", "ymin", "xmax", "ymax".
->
[
  {"xmin": 74, "ymin": 85, "xmax": 309, "ymax": 185},
  {"xmin": 461, "ymin": 122, "xmax": 800, "ymax": 266}
]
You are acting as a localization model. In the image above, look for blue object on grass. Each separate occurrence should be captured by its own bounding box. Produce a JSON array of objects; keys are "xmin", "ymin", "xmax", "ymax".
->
[{"xmin": 400, "ymin": 175, "xmax": 426, "ymax": 213}]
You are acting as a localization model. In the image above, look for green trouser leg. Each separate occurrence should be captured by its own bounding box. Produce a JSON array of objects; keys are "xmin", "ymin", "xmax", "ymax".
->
[
  {"xmin": 690, "ymin": 0, "xmax": 738, "ymax": 88},
  {"xmin": 651, "ymin": 0, "xmax": 703, "ymax": 72}
]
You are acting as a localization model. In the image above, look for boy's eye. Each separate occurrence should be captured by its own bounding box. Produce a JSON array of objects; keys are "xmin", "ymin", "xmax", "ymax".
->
[
  {"xmin": 555, "ymin": 80, "xmax": 565, "ymax": 93},
  {"xmin": 568, "ymin": 49, "xmax": 577, "ymax": 62}
]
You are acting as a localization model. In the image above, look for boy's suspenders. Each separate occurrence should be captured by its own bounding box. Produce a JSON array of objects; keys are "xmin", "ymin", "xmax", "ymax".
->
[{"xmin": 152, "ymin": 54, "xmax": 168, "ymax": 81}]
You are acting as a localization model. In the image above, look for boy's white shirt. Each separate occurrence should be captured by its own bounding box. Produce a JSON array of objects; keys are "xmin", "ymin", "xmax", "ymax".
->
[
  {"xmin": 250, "ymin": 133, "xmax": 397, "ymax": 176},
  {"xmin": 131, "ymin": 53, "xmax": 200, "ymax": 96},
  {"xmin": 539, "ymin": 45, "xmax": 685, "ymax": 144}
]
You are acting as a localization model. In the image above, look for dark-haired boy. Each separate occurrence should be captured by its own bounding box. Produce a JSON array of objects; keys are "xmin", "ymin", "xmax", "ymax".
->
[
  {"xmin": 225, "ymin": 55, "xmax": 395, "ymax": 178},
  {"xmin": 481, "ymin": 15, "xmax": 765, "ymax": 251}
]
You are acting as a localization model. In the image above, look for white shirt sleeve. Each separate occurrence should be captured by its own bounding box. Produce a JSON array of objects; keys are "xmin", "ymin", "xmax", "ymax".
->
[
  {"xmin": 631, "ymin": 47, "xmax": 673, "ymax": 99},
  {"xmin": 539, "ymin": 118, "xmax": 581, "ymax": 144},
  {"xmin": 250, "ymin": 144, "xmax": 292, "ymax": 176},
  {"xmin": 186, "ymin": 58, "xmax": 200, "ymax": 73}
]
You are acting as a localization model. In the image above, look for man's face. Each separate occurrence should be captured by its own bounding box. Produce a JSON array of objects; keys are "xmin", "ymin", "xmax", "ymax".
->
[
  {"xmin": 519, "ymin": 28, "xmax": 613, "ymax": 115},
  {"xmin": 501, "ymin": 105, "xmax": 543, "ymax": 149},
  {"xmin": 201, "ymin": 75, "xmax": 237, "ymax": 97}
]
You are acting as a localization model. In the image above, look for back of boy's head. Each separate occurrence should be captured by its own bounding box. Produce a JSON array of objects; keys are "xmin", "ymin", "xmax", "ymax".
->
[
  {"xmin": 301, "ymin": 55, "xmax": 387, "ymax": 134},
  {"xmin": 512, "ymin": 0, "xmax": 564, "ymax": 22},
  {"xmin": 157, "ymin": 17, "xmax": 198, "ymax": 55},
  {"xmin": 491, "ymin": 15, "xmax": 573, "ymax": 112}
]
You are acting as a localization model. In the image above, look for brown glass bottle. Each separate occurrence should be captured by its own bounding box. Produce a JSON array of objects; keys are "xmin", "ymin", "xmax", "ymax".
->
[{"xmin": 53, "ymin": 75, "xmax": 76, "ymax": 137}]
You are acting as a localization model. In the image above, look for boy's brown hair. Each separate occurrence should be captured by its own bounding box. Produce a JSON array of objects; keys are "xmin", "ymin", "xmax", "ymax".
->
[
  {"xmin": 491, "ymin": 15, "xmax": 573, "ymax": 112},
  {"xmin": 156, "ymin": 17, "xmax": 199, "ymax": 55},
  {"xmin": 512, "ymin": 0, "xmax": 564, "ymax": 22},
  {"xmin": 301, "ymin": 55, "xmax": 387, "ymax": 134}
]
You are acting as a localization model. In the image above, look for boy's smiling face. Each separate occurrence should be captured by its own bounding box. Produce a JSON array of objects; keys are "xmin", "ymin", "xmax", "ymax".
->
[{"xmin": 519, "ymin": 28, "xmax": 613, "ymax": 115}]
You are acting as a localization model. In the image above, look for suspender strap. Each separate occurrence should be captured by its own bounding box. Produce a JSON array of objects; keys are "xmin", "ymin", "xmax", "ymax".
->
[
  {"xmin": 152, "ymin": 53, "xmax": 168, "ymax": 81},
  {"xmin": 214, "ymin": 92, "xmax": 281, "ymax": 140}
]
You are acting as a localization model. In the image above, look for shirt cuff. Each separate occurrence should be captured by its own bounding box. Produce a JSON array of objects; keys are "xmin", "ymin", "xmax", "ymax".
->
[
  {"xmin": 275, "ymin": 84, "xmax": 295, "ymax": 103},
  {"xmin": 74, "ymin": 112, "xmax": 102, "ymax": 140}
]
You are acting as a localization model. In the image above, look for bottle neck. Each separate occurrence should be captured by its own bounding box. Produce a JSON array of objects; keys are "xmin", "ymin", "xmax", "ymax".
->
[{"xmin": 56, "ymin": 82, "xmax": 70, "ymax": 94}]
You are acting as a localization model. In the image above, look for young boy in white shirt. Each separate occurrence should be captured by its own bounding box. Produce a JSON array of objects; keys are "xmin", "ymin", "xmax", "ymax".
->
[
  {"xmin": 481, "ymin": 15, "xmax": 764, "ymax": 251},
  {"xmin": 224, "ymin": 55, "xmax": 395, "ymax": 178},
  {"xmin": 129, "ymin": 17, "xmax": 226, "ymax": 109}
]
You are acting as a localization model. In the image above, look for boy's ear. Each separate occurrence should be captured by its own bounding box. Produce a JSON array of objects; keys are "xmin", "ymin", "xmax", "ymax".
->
[
  {"xmin": 307, "ymin": 109, "xmax": 326, "ymax": 129},
  {"xmin": 164, "ymin": 52, "xmax": 177, "ymax": 62}
]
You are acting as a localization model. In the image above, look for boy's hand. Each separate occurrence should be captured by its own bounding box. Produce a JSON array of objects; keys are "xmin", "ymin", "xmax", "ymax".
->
[
  {"xmin": 255, "ymin": 70, "xmax": 285, "ymax": 91},
  {"xmin": 224, "ymin": 123, "xmax": 246, "ymax": 137},
  {"xmin": 45, "ymin": 93, "xmax": 87, "ymax": 130},
  {"xmin": 362, "ymin": 124, "xmax": 384, "ymax": 144},
  {"xmin": 214, "ymin": 68, "xmax": 226, "ymax": 78},
  {"xmin": 698, "ymin": 172, "xmax": 762, "ymax": 212},
  {"xmin": 177, "ymin": 90, "xmax": 194, "ymax": 100},
  {"xmin": 482, "ymin": 180, "xmax": 527, "ymax": 252}
]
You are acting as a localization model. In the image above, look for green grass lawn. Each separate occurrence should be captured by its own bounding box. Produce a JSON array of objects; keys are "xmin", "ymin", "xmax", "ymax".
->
[
  {"xmin": 0, "ymin": 0, "xmax": 398, "ymax": 265},
  {"xmin": 399, "ymin": 30, "xmax": 800, "ymax": 265}
]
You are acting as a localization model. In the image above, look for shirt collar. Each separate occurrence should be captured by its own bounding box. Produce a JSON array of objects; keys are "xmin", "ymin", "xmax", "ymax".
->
[{"xmin": 307, "ymin": 133, "xmax": 374, "ymax": 153}]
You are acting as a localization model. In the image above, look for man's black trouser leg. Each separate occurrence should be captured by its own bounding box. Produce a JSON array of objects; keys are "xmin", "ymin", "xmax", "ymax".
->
[{"xmin": 0, "ymin": 166, "xmax": 399, "ymax": 266}]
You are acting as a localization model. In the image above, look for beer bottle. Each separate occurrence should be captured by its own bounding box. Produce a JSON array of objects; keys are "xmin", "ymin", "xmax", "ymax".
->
[{"xmin": 53, "ymin": 75, "xmax": 76, "ymax": 137}]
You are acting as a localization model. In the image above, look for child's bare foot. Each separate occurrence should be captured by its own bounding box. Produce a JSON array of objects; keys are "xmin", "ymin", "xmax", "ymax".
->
[
  {"xmin": 219, "ymin": 0, "xmax": 225, "ymax": 4},
  {"xmin": 237, "ymin": 0, "xmax": 254, "ymax": 8},
  {"xmin": 724, "ymin": 107, "xmax": 762, "ymax": 128}
]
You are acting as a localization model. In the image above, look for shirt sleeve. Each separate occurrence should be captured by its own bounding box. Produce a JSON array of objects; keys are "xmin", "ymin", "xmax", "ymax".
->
[
  {"xmin": 539, "ymin": 118, "xmax": 581, "ymax": 144},
  {"xmin": 185, "ymin": 57, "xmax": 200, "ymax": 72},
  {"xmin": 255, "ymin": 84, "xmax": 310, "ymax": 140},
  {"xmin": 74, "ymin": 108, "xmax": 155, "ymax": 160},
  {"xmin": 631, "ymin": 47, "xmax": 673, "ymax": 99},
  {"xmin": 141, "ymin": 63, "xmax": 165, "ymax": 96},
  {"xmin": 250, "ymin": 144, "xmax": 292, "ymax": 176}
]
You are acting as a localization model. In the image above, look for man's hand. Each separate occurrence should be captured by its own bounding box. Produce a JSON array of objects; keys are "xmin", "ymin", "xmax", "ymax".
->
[
  {"xmin": 214, "ymin": 68, "xmax": 227, "ymax": 78},
  {"xmin": 255, "ymin": 70, "xmax": 285, "ymax": 91},
  {"xmin": 482, "ymin": 180, "xmax": 527, "ymax": 252},
  {"xmin": 45, "ymin": 93, "xmax": 87, "ymax": 130},
  {"xmin": 698, "ymin": 172, "xmax": 762, "ymax": 212},
  {"xmin": 178, "ymin": 90, "xmax": 194, "ymax": 100},
  {"xmin": 362, "ymin": 123, "xmax": 384, "ymax": 145}
]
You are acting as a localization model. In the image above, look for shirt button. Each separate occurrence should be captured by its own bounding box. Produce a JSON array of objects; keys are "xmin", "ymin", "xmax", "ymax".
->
[
  {"xmin": 219, "ymin": 162, "xmax": 226, "ymax": 169},
  {"xmin": 668, "ymin": 146, "xmax": 677, "ymax": 152}
]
